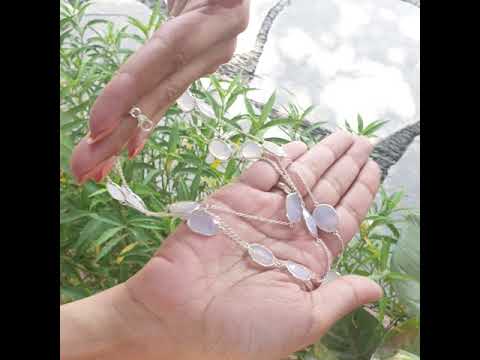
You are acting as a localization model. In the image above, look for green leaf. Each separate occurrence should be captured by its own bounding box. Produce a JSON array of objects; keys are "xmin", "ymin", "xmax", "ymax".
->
[
  {"xmin": 371, "ymin": 318, "xmax": 420, "ymax": 359},
  {"xmin": 344, "ymin": 120, "xmax": 353, "ymax": 133},
  {"xmin": 94, "ymin": 226, "xmax": 124, "ymax": 247},
  {"xmin": 60, "ymin": 128, "xmax": 74, "ymax": 173},
  {"xmin": 362, "ymin": 120, "xmax": 388, "ymax": 137},
  {"xmin": 60, "ymin": 210, "xmax": 90, "ymax": 224},
  {"xmin": 96, "ymin": 234, "xmax": 127, "ymax": 261},
  {"xmin": 74, "ymin": 218, "xmax": 108, "ymax": 250},
  {"xmin": 61, "ymin": 286, "xmax": 89, "ymax": 302},
  {"xmin": 260, "ymin": 117, "xmax": 294, "ymax": 130},
  {"xmin": 357, "ymin": 114, "xmax": 364, "ymax": 132},
  {"xmin": 88, "ymin": 189, "xmax": 107, "ymax": 198},
  {"xmin": 244, "ymin": 96, "xmax": 257, "ymax": 118},
  {"xmin": 390, "ymin": 219, "xmax": 420, "ymax": 317},
  {"xmin": 258, "ymin": 92, "xmax": 276, "ymax": 126},
  {"xmin": 319, "ymin": 308, "xmax": 385, "ymax": 360},
  {"xmin": 89, "ymin": 213, "xmax": 123, "ymax": 227}
]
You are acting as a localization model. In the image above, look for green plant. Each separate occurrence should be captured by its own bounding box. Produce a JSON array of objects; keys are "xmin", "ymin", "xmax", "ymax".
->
[
  {"xmin": 60, "ymin": 1, "xmax": 420, "ymax": 358},
  {"xmin": 345, "ymin": 114, "xmax": 388, "ymax": 138}
]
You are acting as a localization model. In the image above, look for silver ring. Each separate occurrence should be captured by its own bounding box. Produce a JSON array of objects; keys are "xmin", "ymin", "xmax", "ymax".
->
[{"xmin": 129, "ymin": 106, "xmax": 154, "ymax": 132}]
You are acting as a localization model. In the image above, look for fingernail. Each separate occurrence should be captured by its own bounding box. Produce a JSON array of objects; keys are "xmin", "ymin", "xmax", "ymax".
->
[
  {"xmin": 88, "ymin": 128, "xmax": 112, "ymax": 144},
  {"xmin": 128, "ymin": 140, "xmax": 146, "ymax": 159},
  {"xmin": 97, "ymin": 157, "xmax": 117, "ymax": 182},
  {"xmin": 77, "ymin": 157, "xmax": 114, "ymax": 184}
]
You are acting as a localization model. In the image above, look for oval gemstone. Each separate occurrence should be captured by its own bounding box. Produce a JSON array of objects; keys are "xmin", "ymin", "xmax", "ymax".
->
[
  {"xmin": 168, "ymin": 201, "xmax": 200, "ymax": 219},
  {"xmin": 238, "ymin": 119, "xmax": 252, "ymax": 133},
  {"xmin": 303, "ymin": 208, "xmax": 319, "ymax": 237},
  {"xmin": 262, "ymin": 141, "xmax": 286, "ymax": 157},
  {"xmin": 106, "ymin": 181, "xmax": 126, "ymax": 202},
  {"xmin": 187, "ymin": 209, "xmax": 219, "ymax": 236},
  {"xmin": 208, "ymin": 139, "xmax": 233, "ymax": 161},
  {"xmin": 248, "ymin": 244, "xmax": 275, "ymax": 267},
  {"xmin": 286, "ymin": 260, "xmax": 313, "ymax": 281},
  {"xmin": 286, "ymin": 193, "xmax": 303, "ymax": 223},
  {"xmin": 196, "ymin": 100, "xmax": 216, "ymax": 119},
  {"xmin": 123, "ymin": 187, "xmax": 147, "ymax": 212},
  {"xmin": 176, "ymin": 91, "xmax": 196, "ymax": 112},
  {"xmin": 312, "ymin": 204, "xmax": 338, "ymax": 233},
  {"xmin": 240, "ymin": 141, "xmax": 263, "ymax": 159}
]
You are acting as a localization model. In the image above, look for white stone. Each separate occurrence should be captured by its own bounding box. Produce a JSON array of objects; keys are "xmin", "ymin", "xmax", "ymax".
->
[
  {"xmin": 248, "ymin": 244, "xmax": 275, "ymax": 267},
  {"xmin": 208, "ymin": 139, "xmax": 233, "ymax": 161},
  {"xmin": 186, "ymin": 209, "xmax": 219, "ymax": 236},
  {"xmin": 106, "ymin": 181, "xmax": 126, "ymax": 202},
  {"xmin": 303, "ymin": 208, "xmax": 318, "ymax": 237},
  {"xmin": 123, "ymin": 187, "xmax": 147, "ymax": 212},
  {"xmin": 263, "ymin": 141, "xmax": 286, "ymax": 157},
  {"xmin": 286, "ymin": 260, "xmax": 313, "ymax": 281},
  {"xmin": 196, "ymin": 99, "xmax": 216, "ymax": 119},
  {"xmin": 240, "ymin": 141, "xmax": 263, "ymax": 159},
  {"xmin": 168, "ymin": 201, "xmax": 199, "ymax": 219},
  {"xmin": 286, "ymin": 193, "xmax": 303, "ymax": 223},
  {"xmin": 312, "ymin": 204, "xmax": 338, "ymax": 233},
  {"xmin": 176, "ymin": 91, "xmax": 196, "ymax": 112}
]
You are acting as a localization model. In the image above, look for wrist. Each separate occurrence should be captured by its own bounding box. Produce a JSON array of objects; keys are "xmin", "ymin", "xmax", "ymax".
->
[{"xmin": 60, "ymin": 283, "xmax": 165, "ymax": 360}]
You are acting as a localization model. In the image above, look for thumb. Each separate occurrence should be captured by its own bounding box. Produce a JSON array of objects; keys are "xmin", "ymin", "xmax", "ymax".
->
[{"xmin": 306, "ymin": 275, "xmax": 383, "ymax": 343}]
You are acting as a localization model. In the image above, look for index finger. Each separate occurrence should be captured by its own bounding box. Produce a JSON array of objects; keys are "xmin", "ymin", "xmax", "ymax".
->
[{"xmin": 89, "ymin": 1, "xmax": 249, "ymax": 142}]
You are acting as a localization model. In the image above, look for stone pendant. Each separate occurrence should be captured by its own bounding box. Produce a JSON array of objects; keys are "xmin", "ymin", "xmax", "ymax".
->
[
  {"xmin": 240, "ymin": 141, "xmax": 263, "ymax": 160},
  {"xmin": 196, "ymin": 100, "xmax": 216, "ymax": 119},
  {"xmin": 186, "ymin": 209, "xmax": 219, "ymax": 236},
  {"xmin": 208, "ymin": 139, "xmax": 233, "ymax": 161},
  {"xmin": 176, "ymin": 91, "xmax": 196, "ymax": 112},
  {"xmin": 285, "ymin": 260, "xmax": 313, "ymax": 281},
  {"xmin": 122, "ymin": 187, "xmax": 147, "ymax": 212},
  {"xmin": 106, "ymin": 181, "xmax": 126, "ymax": 203},
  {"xmin": 312, "ymin": 204, "xmax": 339, "ymax": 233},
  {"xmin": 303, "ymin": 207, "xmax": 319, "ymax": 237},
  {"xmin": 168, "ymin": 201, "xmax": 200, "ymax": 219},
  {"xmin": 263, "ymin": 141, "xmax": 286, "ymax": 157},
  {"xmin": 248, "ymin": 243, "xmax": 276, "ymax": 267},
  {"xmin": 286, "ymin": 193, "xmax": 303, "ymax": 223}
]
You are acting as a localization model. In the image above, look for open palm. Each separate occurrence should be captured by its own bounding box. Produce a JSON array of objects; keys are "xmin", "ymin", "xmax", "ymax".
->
[{"xmin": 125, "ymin": 131, "xmax": 383, "ymax": 360}]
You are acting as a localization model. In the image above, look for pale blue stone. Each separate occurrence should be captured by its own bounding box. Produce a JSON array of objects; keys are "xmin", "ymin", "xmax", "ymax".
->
[
  {"xmin": 286, "ymin": 193, "xmax": 303, "ymax": 223},
  {"xmin": 248, "ymin": 244, "xmax": 275, "ymax": 267},
  {"xmin": 286, "ymin": 260, "xmax": 313, "ymax": 281},
  {"xmin": 303, "ymin": 207, "xmax": 318, "ymax": 237},
  {"xmin": 312, "ymin": 204, "xmax": 338, "ymax": 233},
  {"xmin": 187, "ymin": 209, "xmax": 219, "ymax": 236}
]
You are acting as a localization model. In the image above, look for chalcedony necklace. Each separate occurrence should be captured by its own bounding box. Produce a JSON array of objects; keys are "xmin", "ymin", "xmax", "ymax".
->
[{"xmin": 106, "ymin": 161, "xmax": 328, "ymax": 288}]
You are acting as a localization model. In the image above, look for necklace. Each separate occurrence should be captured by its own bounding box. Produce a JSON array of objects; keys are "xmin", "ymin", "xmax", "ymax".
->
[{"xmin": 106, "ymin": 161, "xmax": 328, "ymax": 288}]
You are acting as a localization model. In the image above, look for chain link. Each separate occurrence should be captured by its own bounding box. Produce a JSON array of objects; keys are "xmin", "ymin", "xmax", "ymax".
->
[{"xmin": 207, "ymin": 204, "xmax": 291, "ymax": 227}]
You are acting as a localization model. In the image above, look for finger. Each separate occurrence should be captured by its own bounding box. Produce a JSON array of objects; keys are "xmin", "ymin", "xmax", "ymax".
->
[
  {"xmin": 294, "ymin": 136, "xmax": 373, "ymax": 209},
  {"xmin": 170, "ymin": 0, "xmax": 189, "ymax": 16},
  {"xmin": 330, "ymin": 159, "xmax": 381, "ymax": 255},
  {"xmin": 285, "ymin": 130, "xmax": 355, "ymax": 197},
  {"xmin": 90, "ymin": 156, "xmax": 118, "ymax": 183},
  {"xmin": 306, "ymin": 275, "xmax": 383, "ymax": 343},
  {"xmin": 71, "ymin": 118, "xmax": 137, "ymax": 182},
  {"xmin": 127, "ymin": 39, "xmax": 237, "ymax": 157},
  {"xmin": 71, "ymin": 39, "xmax": 236, "ymax": 180},
  {"xmin": 89, "ymin": 2, "xmax": 249, "ymax": 141},
  {"xmin": 239, "ymin": 141, "xmax": 308, "ymax": 191}
]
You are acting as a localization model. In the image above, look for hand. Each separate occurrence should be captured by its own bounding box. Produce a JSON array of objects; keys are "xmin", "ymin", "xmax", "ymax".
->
[
  {"xmin": 61, "ymin": 131, "xmax": 383, "ymax": 360},
  {"xmin": 70, "ymin": 0, "xmax": 250, "ymax": 184}
]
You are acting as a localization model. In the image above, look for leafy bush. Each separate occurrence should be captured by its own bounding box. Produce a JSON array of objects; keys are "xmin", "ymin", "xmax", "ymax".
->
[{"xmin": 60, "ymin": 1, "xmax": 420, "ymax": 359}]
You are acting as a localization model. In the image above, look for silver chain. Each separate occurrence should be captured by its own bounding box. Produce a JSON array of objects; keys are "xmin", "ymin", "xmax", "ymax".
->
[{"xmin": 206, "ymin": 204, "xmax": 292, "ymax": 227}]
